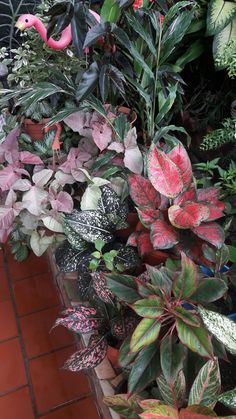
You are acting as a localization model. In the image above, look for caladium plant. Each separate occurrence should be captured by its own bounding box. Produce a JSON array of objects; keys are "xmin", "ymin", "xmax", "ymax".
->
[
  {"xmin": 106, "ymin": 252, "xmax": 229, "ymax": 394},
  {"xmin": 128, "ymin": 142, "xmax": 225, "ymax": 264}
]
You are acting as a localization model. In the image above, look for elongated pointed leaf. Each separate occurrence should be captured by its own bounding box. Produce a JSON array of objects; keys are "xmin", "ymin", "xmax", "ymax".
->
[
  {"xmin": 188, "ymin": 360, "xmax": 221, "ymax": 408},
  {"xmin": 128, "ymin": 343, "xmax": 160, "ymax": 393},
  {"xmin": 151, "ymin": 219, "xmax": 179, "ymax": 249},
  {"xmin": 63, "ymin": 335, "xmax": 107, "ymax": 371},
  {"xmin": 169, "ymin": 203, "xmax": 210, "ymax": 229},
  {"xmin": 131, "ymin": 296, "xmax": 164, "ymax": 318},
  {"xmin": 157, "ymin": 371, "xmax": 186, "ymax": 408},
  {"xmin": 106, "ymin": 273, "xmax": 139, "ymax": 302},
  {"xmin": 147, "ymin": 146, "xmax": 184, "ymax": 198},
  {"xmin": 190, "ymin": 278, "xmax": 228, "ymax": 303},
  {"xmin": 218, "ymin": 387, "xmax": 236, "ymax": 409},
  {"xmin": 173, "ymin": 252, "xmax": 198, "ymax": 299},
  {"xmin": 168, "ymin": 143, "xmax": 192, "ymax": 189},
  {"xmin": 71, "ymin": 2, "xmax": 87, "ymax": 57},
  {"xmin": 130, "ymin": 318, "xmax": 161, "ymax": 353},
  {"xmin": 199, "ymin": 307, "xmax": 236, "ymax": 355},
  {"xmin": 192, "ymin": 222, "xmax": 225, "ymax": 248},
  {"xmin": 172, "ymin": 307, "xmax": 201, "ymax": 327},
  {"xmin": 100, "ymin": 0, "xmax": 121, "ymax": 23},
  {"xmin": 146, "ymin": 265, "xmax": 172, "ymax": 296},
  {"xmin": 119, "ymin": 336, "xmax": 136, "ymax": 368},
  {"xmin": 161, "ymin": 335, "xmax": 187, "ymax": 385},
  {"xmin": 207, "ymin": 0, "xmax": 236, "ymax": 36},
  {"xmin": 128, "ymin": 175, "xmax": 161, "ymax": 208},
  {"xmin": 176, "ymin": 319, "xmax": 213, "ymax": 358},
  {"xmin": 76, "ymin": 62, "xmax": 99, "ymax": 102},
  {"xmin": 125, "ymin": 13, "xmax": 156, "ymax": 55}
]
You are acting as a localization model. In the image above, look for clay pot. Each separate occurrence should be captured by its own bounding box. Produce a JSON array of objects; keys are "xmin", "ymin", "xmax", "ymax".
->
[
  {"xmin": 107, "ymin": 346, "xmax": 120, "ymax": 369},
  {"xmin": 117, "ymin": 106, "xmax": 137, "ymax": 127},
  {"xmin": 23, "ymin": 118, "xmax": 51, "ymax": 141}
]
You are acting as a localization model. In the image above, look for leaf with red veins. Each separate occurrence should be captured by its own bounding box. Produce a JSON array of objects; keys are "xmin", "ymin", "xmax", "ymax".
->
[
  {"xmin": 137, "ymin": 208, "xmax": 162, "ymax": 227},
  {"xmin": 168, "ymin": 143, "xmax": 193, "ymax": 188},
  {"xmin": 192, "ymin": 222, "xmax": 225, "ymax": 249},
  {"xmin": 147, "ymin": 145, "xmax": 184, "ymax": 198},
  {"xmin": 204, "ymin": 204, "xmax": 225, "ymax": 222},
  {"xmin": 197, "ymin": 187, "xmax": 220, "ymax": 203},
  {"xmin": 128, "ymin": 174, "xmax": 161, "ymax": 208},
  {"xmin": 168, "ymin": 203, "xmax": 210, "ymax": 229},
  {"xmin": 150, "ymin": 219, "xmax": 179, "ymax": 250},
  {"xmin": 137, "ymin": 231, "xmax": 154, "ymax": 256},
  {"xmin": 174, "ymin": 184, "xmax": 197, "ymax": 206}
]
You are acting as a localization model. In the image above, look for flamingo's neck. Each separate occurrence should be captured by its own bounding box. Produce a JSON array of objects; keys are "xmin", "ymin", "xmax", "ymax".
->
[{"xmin": 34, "ymin": 18, "xmax": 72, "ymax": 50}]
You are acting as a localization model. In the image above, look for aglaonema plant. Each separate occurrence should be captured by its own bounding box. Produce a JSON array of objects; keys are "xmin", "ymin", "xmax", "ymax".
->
[
  {"xmin": 128, "ymin": 141, "xmax": 225, "ymax": 265},
  {"xmin": 106, "ymin": 252, "xmax": 229, "ymax": 394}
]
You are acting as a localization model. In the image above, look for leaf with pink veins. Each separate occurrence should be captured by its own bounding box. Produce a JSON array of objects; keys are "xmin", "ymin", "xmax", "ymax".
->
[
  {"xmin": 92, "ymin": 122, "xmax": 113, "ymax": 151},
  {"xmin": 124, "ymin": 128, "xmax": 143, "ymax": 174}
]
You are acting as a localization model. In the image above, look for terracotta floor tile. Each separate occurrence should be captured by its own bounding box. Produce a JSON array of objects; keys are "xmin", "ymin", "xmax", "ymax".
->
[
  {"xmin": 0, "ymin": 338, "xmax": 27, "ymax": 394},
  {"xmin": 41, "ymin": 397, "xmax": 99, "ymax": 419},
  {"xmin": 0, "ymin": 300, "xmax": 18, "ymax": 342},
  {"xmin": 30, "ymin": 346, "xmax": 91, "ymax": 414},
  {"xmin": 21, "ymin": 306, "xmax": 74, "ymax": 358},
  {"xmin": 7, "ymin": 252, "xmax": 50, "ymax": 282},
  {"xmin": 0, "ymin": 387, "xmax": 34, "ymax": 419},
  {"xmin": 0, "ymin": 267, "xmax": 10, "ymax": 302},
  {"xmin": 0, "ymin": 249, "xmax": 4, "ymax": 266},
  {"xmin": 14, "ymin": 273, "xmax": 60, "ymax": 316}
]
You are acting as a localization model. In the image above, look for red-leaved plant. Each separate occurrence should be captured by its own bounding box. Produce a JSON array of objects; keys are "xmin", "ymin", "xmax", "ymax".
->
[{"xmin": 128, "ymin": 142, "xmax": 225, "ymax": 264}]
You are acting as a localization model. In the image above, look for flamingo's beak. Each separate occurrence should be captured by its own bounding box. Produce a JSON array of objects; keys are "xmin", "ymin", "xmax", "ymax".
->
[{"xmin": 15, "ymin": 21, "xmax": 25, "ymax": 31}]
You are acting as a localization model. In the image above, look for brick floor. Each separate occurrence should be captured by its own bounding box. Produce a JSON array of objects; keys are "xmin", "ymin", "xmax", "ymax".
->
[{"xmin": 0, "ymin": 247, "xmax": 100, "ymax": 419}]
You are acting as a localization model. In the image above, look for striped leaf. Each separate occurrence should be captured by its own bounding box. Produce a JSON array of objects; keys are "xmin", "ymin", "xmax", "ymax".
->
[
  {"xmin": 176, "ymin": 319, "xmax": 213, "ymax": 358},
  {"xmin": 188, "ymin": 360, "xmax": 221, "ymax": 408},
  {"xmin": 157, "ymin": 371, "xmax": 186, "ymax": 408},
  {"xmin": 130, "ymin": 318, "xmax": 161, "ymax": 353}
]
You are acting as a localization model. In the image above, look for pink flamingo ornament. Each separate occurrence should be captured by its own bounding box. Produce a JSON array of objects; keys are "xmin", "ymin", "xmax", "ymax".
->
[
  {"xmin": 15, "ymin": 11, "xmax": 100, "ymax": 51},
  {"xmin": 44, "ymin": 123, "xmax": 63, "ymax": 168}
]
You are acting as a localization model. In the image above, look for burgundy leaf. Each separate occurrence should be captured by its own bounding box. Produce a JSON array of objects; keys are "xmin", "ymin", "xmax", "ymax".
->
[
  {"xmin": 168, "ymin": 203, "xmax": 210, "ymax": 229},
  {"xmin": 128, "ymin": 174, "xmax": 161, "ymax": 208},
  {"xmin": 192, "ymin": 222, "xmax": 225, "ymax": 248},
  {"xmin": 147, "ymin": 145, "xmax": 184, "ymax": 198},
  {"xmin": 174, "ymin": 185, "xmax": 197, "ymax": 205},
  {"xmin": 137, "ymin": 208, "xmax": 162, "ymax": 227},
  {"xmin": 63, "ymin": 335, "xmax": 108, "ymax": 371},
  {"xmin": 168, "ymin": 143, "xmax": 192, "ymax": 188},
  {"xmin": 92, "ymin": 272, "xmax": 114, "ymax": 304},
  {"xmin": 150, "ymin": 219, "xmax": 179, "ymax": 249}
]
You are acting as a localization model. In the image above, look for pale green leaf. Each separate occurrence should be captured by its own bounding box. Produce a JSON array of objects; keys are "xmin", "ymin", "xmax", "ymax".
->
[{"xmin": 207, "ymin": 0, "xmax": 236, "ymax": 36}]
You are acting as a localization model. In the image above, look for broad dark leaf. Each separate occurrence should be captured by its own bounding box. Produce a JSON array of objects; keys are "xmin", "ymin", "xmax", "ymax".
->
[
  {"xmin": 71, "ymin": 2, "xmax": 87, "ymax": 57},
  {"xmin": 161, "ymin": 335, "xmax": 187, "ymax": 384},
  {"xmin": 190, "ymin": 278, "xmax": 228, "ymax": 303},
  {"xmin": 128, "ymin": 343, "xmax": 160, "ymax": 393},
  {"xmin": 97, "ymin": 185, "xmax": 128, "ymax": 226},
  {"xmin": 63, "ymin": 334, "xmax": 108, "ymax": 371},
  {"xmin": 83, "ymin": 22, "xmax": 109, "ymax": 48},
  {"xmin": 65, "ymin": 210, "xmax": 114, "ymax": 243},
  {"xmin": 111, "ymin": 314, "xmax": 138, "ymax": 340},
  {"xmin": 55, "ymin": 240, "xmax": 88, "ymax": 272},
  {"xmin": 114, "ymin": 246, "xmax": 140, "ymax": 271},
  {"xmin": 119, "ymin": 336, "xmax": 136, "ymax": 367},
  {"xmin": 99, "ymin": 64, "xmax": 126, "ymax": 102},
  {"xmin": 106, "ymin": 273, "xmax": 139, "ymax": 303},
  {"xmin": 76, "ymin": 62, "xmax": 99, "ymax": 102}
]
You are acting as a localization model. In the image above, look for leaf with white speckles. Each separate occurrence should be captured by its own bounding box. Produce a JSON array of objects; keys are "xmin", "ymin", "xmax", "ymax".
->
[{"xmin": 199, "ymin": 307, "xmax": 236, "ymax": 355}]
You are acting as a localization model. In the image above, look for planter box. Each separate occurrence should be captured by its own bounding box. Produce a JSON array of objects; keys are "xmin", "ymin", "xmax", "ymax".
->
[{"xmin": 47, "ymin": 247, "xmax": 121, "ymax": 419}]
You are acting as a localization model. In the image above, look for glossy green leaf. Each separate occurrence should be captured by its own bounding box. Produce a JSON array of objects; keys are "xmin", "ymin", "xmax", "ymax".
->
[
  {"xmin": 157, "ymin": 371, "xmax": 186, "ymax": 408},
  {"xmin": 129, "ymin": 43, "xmax": 155, "ymax": 80},
  {"xmin": 188, "ymin": 359, "xmax": 221, "ymax": 408},
  {"xmin": 172, "ymin": 307, "xmax": 201, "ymax": 327},
  {"xmin": 128, "ymin": 343, "xmax": 160, "ymax": 393},
  {"xmin": 173, "ymin": 252, "xmax": 198, "ymax": 299},
  {"xmin": 106, "ymin": 273, "xmax": 139, "ymax": 303},
  {"xmin": 228, "ymin": 245, "xmax": 236, "ymax": 262},
  {"xmin": 131, "ymin": 296, "xmax": 164, "ymax": 319},
  {"xmin": 99, "ymin": 64, "xmax": 125, "ymax": 102},
  {"xmin": 119, "ymin": 336, "xmax": 136, "ymax": 367},
  {"xmin": 190, "ymin": 278, "xmax": 228, "ymax": 303},
  {"xmin": 100, "ymin": 0, "xmax": 121, "ymax": 23},
  {"xmin": 207, "ymin": 0, "xmax": 236, "ymax": 36},
  {"xmin": 156, "ymin": 84, "xmax": 178, "ymax": 125},
  {"xmin": 199, "ymin": 307, "xmax": 236, "ymax": 355},
  {"xmin": 176, "ymin": 319, "xmax": 213, "ymax": 358},
  {"xmin": 218, "ymin": 387, "xmax": 236, "ymax": 409},
  {"xmin": 161, "ymin": 335, "xmax": 187, "ymax": 384},
  {"xmin": 130, "ymin": 318, "xmax": 161, "ymax": 353}
]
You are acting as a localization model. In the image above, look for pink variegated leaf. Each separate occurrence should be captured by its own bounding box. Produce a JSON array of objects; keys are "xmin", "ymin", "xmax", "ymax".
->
[
  {"xmin": 150, "ymin": 219, "xmax": 179, "ymax": 249},
  {"xmin": 92, "ymin": 272, "xmax": 114, "ymax": 304},
  {"xmin": 168, "ymin": 203, "xmax": 210, "ymax": 229},
  {"xmin": 53, "ymin": 305, "xmax": 103, "ymax": 333},
  {"xmin": 137, "ymin": 208, "xmax": 162, "ymax": 227},
  {"xmin": 127, "ymin": 232, "xmax": 138, "ymax": 247},
  {"xmin": 111, "ymin": 315, "xmax": 138, "ymax": 340},
  {"xmin": 78, "ymin": 137, "xmax": 98, "ymax": 156},
  {"xmin": 0, "ymin": 166, "xmax": 20, "ymax": 191},
  {"xmin": 197, "ymin": 187, "xmax": 219, "ymax": 203},
  {"xmin": 168, "ymin": 143, "xmax": 192, "ymax": 188},
  {"xmin": 147, "ymin": 145, "xmax": 183, "ymax": 198},
  {"xmin": 32, "ymin": 169, "xmax": 53, "ymax": 188},
  {"xmin": 55, "ymin": 171, "xmax": 75, "ymax": 186},
  {"xmin": 192, "ymin": 222, "xmax": 225, "ymax": 249},
  {"xmin": 22, "ymin": 186, "xmax": 48, "ymax": 216},
  {"xmin": 19, "ymin": 151, "xmax": 43, "ymax": 165},
  {"xmin": 50, "ymin": 191, "xmax": 73, "ymax": 213},
  {"xmin": 12, "ymin": 179, "xmax": 31, "ymax": 191},
  {"xmin": 174, "ymin": 184, "xmax": 197, "ymax": 205},
  {"xmin": 0, "ymin": 127, "xmax": 20, "ymax": 164},
  {"xmin": 204, "ymin": 205, "xmax": 225, "ymax": 222},
  {"xmin": 0, "ymin": 206, "xmax": 16, "ymax": 230},
  {"xmin": 71, "ymin": 168, "xmax": 87, "ymax": 182},
  {"xmin": 137, "ymin": 231, "xmax": 154, "ymax": 256},
  {"xmin": 92, "ymin": 123, "xmax": 113, "ymax": 151},
  {"xmin": 63, "ymin": 111, "xmax": 93, "ymax": 139},
  {"xmin": 128, "ymin": 174, "xmax": 161, "ymax": 208},
  {"xmin": 63, "ymin": 335, "xmax": 108, "ymax": 371},
  {"xmin": 124, "ymin": 128, "xmax": 143, "ymax": 174}
]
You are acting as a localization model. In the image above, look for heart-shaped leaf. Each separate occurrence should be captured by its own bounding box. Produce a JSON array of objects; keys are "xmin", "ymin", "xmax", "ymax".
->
[
  {"xmin": 173, "ymin": 252, "xmax": 198, "ymax": 299},
  {"xmin": 130, "ymin": 318, "xmax": 161, "ymax": 352},
  {"xmin": 188, "ymin": 359, "xmax": 221, "ymax": 408},
  {"xmin": 168, "ymin": 203, "xmax": 210, "ymax": 229},
  {"xmin": 128, "ymin": 174, "xmax": 161, "ymax": 208},
  {"xmin": 147, "ymin": 146, "xmax": 184, "ymax": 198},
  {"xmin": 151, "ymin": 219, "xmax": 179, "ymax": 249},
  {"xmin": 176, "ymin": 319, "xmax": 213, "ymax": 358}
]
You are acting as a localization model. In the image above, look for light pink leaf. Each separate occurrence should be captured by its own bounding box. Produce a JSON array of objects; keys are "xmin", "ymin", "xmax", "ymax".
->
[
  {"xmin": 168, "ymin": 143, "xmax": 192, "ymax": 188},
  {"xmin": 0, "ymin": 127, "xmax": 20, "ymax": 164},
  {"xmin": 5, "ymin": 189, "xmax": 17, "ymax": 207},
  {"xmin": 51, "ymin": 191, "xmax": 73, "ymax": 213},
  {"xmin": 32, "ymin": 169, "xmax": 53, "ymax": 187},
  {"xmin": 124, "ymin": 129, "xmax": 143, "ymax": 174},
  {"xmin": 12, "ymin": 179, "xmax": 32, "ymax": 191},
  {"xmin": 107, "ymin": 142, "xmax": 124, "ymax": 153},
  {"xmin": 0, "ymin": 206, "xmax": 16, "ymax": 230},
  {"xmin": 54, "ymin": 171, "xmax": 75, "ymax": 186},
  {"xmin": 78, "ymin": 137, "xmax": 98, "ymax": 156},
  {"xmin": 19, "ymin": 151, "xmax": 43, "ymax": 165},
  {"xmin": 92, "ymin": 123, "xmax": 113, "ymax": 151},
  {"xmin": 0, "ymin": 166, "xmax": 20, "ymax": 191},
  {"xmin": 22, "ymin": 186, "xmax": 48, "ymax": 216},
  {"xmin": 147, "ymin": 145, "xmax": 183, "ymax": 198},
  {"xmin": 64, "ymin": 111, "xmax": 93, "ymax": 138},
  {"xmin": 71, "ymin": 168, "xmax": 86, "ymax": 182}
]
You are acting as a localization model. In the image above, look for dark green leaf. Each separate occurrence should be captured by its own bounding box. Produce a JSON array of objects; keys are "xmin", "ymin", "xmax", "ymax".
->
[
  {"xmin": 160, "ymin": 335, "xmax": 187, "ymax": 384},
  {"xmin": 119, "ymin": 336, "xmax": 136, "ymax": 367},
  {"xmin": 171, "ymin": 307, "xmax": 201, "ymax": 327},
  {"xmin": 71, "ymin": 2, "xmax": 87, "ymax": 57},
  {"xmin": 128, "ymin": 343, "xmax": 160, "ymax": 393},
  {"xmin": 190, "ymin": 278, "xmax": 228, "ymax": 303},
  {"xmin": 125, "ymin": 13, "xmax": 156, "ymax": 55},
  {"xmin": 131, "ymin": 296, "xmax": 164, "ymax": 318},
  {"xmin": 76, "ymin": 62, "xmax": 99, "ymax": 102},
  {"xmin": 173, "ymin": 252, "xmax": 198, "ymax": 299},
  {"xmin": 65, "ymin": 210, "xmax": 114, "ymax": 243},
  {"xmin": 106, "ymin": 273, "xmax": 139, "ymax": 302}
]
